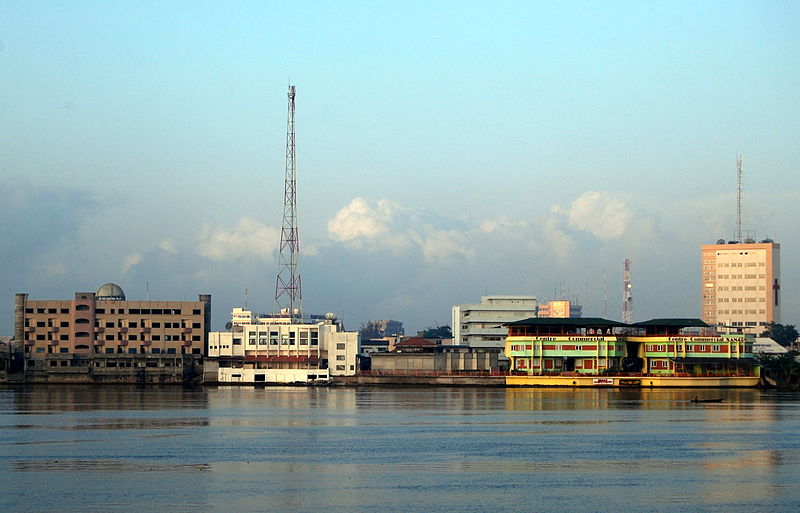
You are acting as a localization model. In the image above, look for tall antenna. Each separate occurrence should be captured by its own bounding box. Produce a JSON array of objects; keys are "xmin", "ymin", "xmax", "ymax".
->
[
  {"xmin": 736, "ymin": 154, "xmax": 743, "ymax": 242},
  {"xmin": 275, "ymin": 85, "xmax": 302, "ymax": 318},
  {"xmin": 622, "ymin": 259, "xmax": 633, "ymax": 323}
]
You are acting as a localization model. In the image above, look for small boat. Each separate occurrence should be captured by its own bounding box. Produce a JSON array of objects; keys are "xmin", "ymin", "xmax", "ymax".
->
[{"xmin": 691, "ymin": 397, "xmax": 724, "ymax": 403}]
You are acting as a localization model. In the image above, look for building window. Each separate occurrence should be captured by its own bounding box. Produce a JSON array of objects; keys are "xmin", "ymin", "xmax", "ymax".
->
[
  {"xmin": 336, "ymin": 355, "xmax": 346, "ymax": 361},
  {"xmin": 336, "ymin": 343, "xmax": 346, "ymax": 350}
]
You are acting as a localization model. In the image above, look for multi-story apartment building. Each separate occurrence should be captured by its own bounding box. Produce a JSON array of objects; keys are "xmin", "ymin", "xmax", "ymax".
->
[
  {"xmin": 14, "ymin": 283, "xmax": 211, "ymax": 382},
  {"xmin": 452, "ymin": 295, "xmax": 538, "ymax": 352},
  {"xmin": 701, "ymin": 240, "xmax": 780, "ymax": 333},
  {"xmin": 537, "ymin": 300, "xmax": 583, "ymax": 318},
  {"xmin": 207, "ymin": 309, "xmax": 359, "ymax": 383}
]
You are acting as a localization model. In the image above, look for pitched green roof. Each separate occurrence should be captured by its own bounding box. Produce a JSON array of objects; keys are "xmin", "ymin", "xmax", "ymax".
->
[
  {"xmin": 506, "ymin": 317, "xmax": 628, "ymax": 327},
  {"xmin": 632, "ymin": 318, "xmax": 709, "ymax": 328}
]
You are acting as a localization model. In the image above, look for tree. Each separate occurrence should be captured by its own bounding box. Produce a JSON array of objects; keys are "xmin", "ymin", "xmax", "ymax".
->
[
  {"xmin": 359, "ymin": 321, "xmax": 383, "ymax": 340},
  {"xmin": 760, "ymin": 322, "xmax": 799, "ymax": 347},
  {"xmin": 756, "ymin": 350, "xmax": 800, "ymax": 388},
  {"xmin": 420, "ymin": 325, "xmax": 452, "ymax": 339}
]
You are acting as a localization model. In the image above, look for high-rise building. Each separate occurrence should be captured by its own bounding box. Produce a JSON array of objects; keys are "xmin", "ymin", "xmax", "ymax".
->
[
  {"xmin": 452, "ymin": 295, "xmax": 537, "ymax": 351},
  {"xmin": 701, "ymin": 240, "xmax": 780, "ymax": 333}
]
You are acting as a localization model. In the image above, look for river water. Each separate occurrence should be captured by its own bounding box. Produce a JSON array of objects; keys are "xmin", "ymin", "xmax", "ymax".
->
[{"xmin": 1, "ymin": 386, "xmax": 799, "ymax": 513}]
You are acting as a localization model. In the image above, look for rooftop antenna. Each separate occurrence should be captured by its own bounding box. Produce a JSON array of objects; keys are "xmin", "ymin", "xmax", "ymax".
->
[
  {"xmin": 275, "ymin": 85, "xmax": 302, "ymax": 319},
  {"xmin": 603, "ymin": 268, "xmax": 608, "ymax": 317},
  {"xmin": 145, "ymin": 281, "xmax": 150, "ymax": 301},
  {"xmin": 622, "ymin": 259, "xmax": 633, "ymax": 323},
  {"xmin": 736, "ymin": 154, "xmax": 743, "ymax": 242},
  {"xmin": 244, "ymin": 288, "xmax": 248, "ymax": 309}
]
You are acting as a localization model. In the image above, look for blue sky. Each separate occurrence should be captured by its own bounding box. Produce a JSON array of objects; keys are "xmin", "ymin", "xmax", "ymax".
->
[{"xmin": 2, "ymin": 1, "xmax": 799, "ymax": 334}]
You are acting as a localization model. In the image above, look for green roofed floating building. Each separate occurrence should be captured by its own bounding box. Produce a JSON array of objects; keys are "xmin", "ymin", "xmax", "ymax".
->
[{"xmin": 505, "ymin": 317, "xmax": 760, "ymax": 387}]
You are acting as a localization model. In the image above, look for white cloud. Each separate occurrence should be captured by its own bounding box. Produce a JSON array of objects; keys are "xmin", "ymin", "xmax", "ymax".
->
[
  {"xmin": 122, "ymin": 253, "xmax": 142, "ymax": 274},
  {"xmin": 479, "ymin": 216, "xmax": 530, "ymax": 234},
  {"xmin": 328, "ymin": 197, "xmax": 475, "ymax": 262},
  {"xmin": 541, "ymin": 215, "xmax": 576, "ymax": 261},
  {"xmin": 566, "ymin": 191, "xmax": 632, "ymax": 240},
  {"xmin": 197, "ymin": 217, "xmax": 280, "ymax": 262},
  {"xmin": 417, "ymin": 229, "xmax": 474, "ymax": 262},
  {"xmin": 158, "ymin": 239, "xmax": 177, "ymax": 254}
]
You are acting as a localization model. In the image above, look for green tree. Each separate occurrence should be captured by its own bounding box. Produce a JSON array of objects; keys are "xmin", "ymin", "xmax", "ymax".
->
[
  {"xmin": 757, "ymin": 350, "xmax": 800, "ymax": 388},
  {"xmin": 421, "ymin": 325, "xmax": 452, "ymax": 339},
  {"xmin": 760, "ymin": 322, "xmax": 799, "ymax": 347}
]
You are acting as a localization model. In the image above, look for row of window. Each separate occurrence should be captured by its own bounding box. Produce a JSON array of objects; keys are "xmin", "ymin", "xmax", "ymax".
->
[
  {"xmin": 28, "ymin": 333, "xmax": 200, "ymax": 342},
  {"xmin": 26, "ymin": 307, "xmax": 199, "ymax": 315},
  {"xmin": 716, "ymin": 274, "xmax": 766, "ymax": 279},
  {"xmin": 717, "ymin": 309, "xmax": 766, "ymax": 315},
  {"xmin": 25, "ymin": 319, "xmax": 202, "ymax": 329}
]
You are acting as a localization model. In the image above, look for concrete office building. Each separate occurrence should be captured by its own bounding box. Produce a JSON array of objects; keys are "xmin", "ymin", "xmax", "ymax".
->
[
  {"xmin": 14, "ymin": 283, "xmax": 211, "ymax": 383},
  {"xmin": 207, "ymin": 309, "xmax": 359, "ymax": 383},
  {"xmin": 701, "ymin": 240, "xmax": 780, "ymax": 333},
  {"xmin": 452, "ymin": 295, "xmax": 538, "ymax": 352}
]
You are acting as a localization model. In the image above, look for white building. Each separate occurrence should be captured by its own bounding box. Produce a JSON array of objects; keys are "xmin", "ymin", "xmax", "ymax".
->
[
  {"xmin": 452, "ymin": 295, "xmax": 538, "ymax": 351},
  {"xmin": 208, "ymin": 309, "xmax": 359, "ymax": 383}
]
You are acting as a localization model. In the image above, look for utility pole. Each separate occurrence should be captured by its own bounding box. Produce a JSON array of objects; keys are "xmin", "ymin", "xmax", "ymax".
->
[{"xmin": 275, "ymin": 85, "xmax": 302, "ymax": 319}]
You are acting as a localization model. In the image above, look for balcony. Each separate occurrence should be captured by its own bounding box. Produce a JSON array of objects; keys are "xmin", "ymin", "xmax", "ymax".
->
[
  {"xmin": 48, "ymin": 326, "xmax": 59, "ymax": 333},
  {"xmin": 94, "ymin": 327, "xmax": 104, "ymax": 333}
]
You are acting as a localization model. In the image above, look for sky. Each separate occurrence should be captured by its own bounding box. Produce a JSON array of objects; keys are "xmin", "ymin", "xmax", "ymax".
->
[{"xmin": 1, "ymin": 1, "xmax": 799, "ymax": 335}]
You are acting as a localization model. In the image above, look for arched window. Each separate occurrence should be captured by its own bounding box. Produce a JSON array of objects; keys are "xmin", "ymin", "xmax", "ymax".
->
[{"xmin": 76, "ymin": 304, "xmax": 90, "ymax": 311}]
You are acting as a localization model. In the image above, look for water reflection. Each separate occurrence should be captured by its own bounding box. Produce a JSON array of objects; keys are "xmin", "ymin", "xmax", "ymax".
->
[{"xmin": 1, "ymin": 386, "xmax": 798, "ymax": 513}]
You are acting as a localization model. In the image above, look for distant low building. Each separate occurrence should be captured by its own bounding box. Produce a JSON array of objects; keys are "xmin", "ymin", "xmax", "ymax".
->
[
  {"xmin": 370, "ymin": 344, "xmax": 500, "ymax": 375},
  {"xmin": 752, "ymin": 337, "xmax": 789, "ymax": 354},
  {"xmin": 452, "ymin": 295, "xmax": 538, "ymax": 355},
  {"xmin": 538, "ymin": 300, "xmax": 582, "ymax": 318}
]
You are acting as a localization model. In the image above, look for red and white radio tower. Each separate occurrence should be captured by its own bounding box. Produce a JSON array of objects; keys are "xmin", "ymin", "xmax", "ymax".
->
[{"xmin": 274, "ymin": 85, "xmax": 302, "ymax": 318}]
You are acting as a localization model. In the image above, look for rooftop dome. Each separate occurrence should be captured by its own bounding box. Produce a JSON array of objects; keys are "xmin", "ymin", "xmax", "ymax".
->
[{"xmin": 96, "ymin": 282, "xmax": 126, "ymax": 300}]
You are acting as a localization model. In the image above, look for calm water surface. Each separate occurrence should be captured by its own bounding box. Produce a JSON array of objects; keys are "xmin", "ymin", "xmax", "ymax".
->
[{"xmin": 1, "ymin": 386, "xmax": 799, "ymax": 512}]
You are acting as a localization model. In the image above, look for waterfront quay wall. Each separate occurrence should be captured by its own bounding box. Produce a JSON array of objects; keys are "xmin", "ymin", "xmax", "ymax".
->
[
  {"xmin": 338, "ymin": 375, "xmax": 506, "ymax": 387},
  {"xmin": 13, "ymin": 354, "xmax": 202, "ymax": 384}
]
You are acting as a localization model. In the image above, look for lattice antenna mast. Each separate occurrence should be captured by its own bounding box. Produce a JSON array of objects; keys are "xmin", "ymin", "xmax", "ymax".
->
[
  {"xmin": 622, "ymin": 259, "xmax": 633, "ymax": 323},
  {"xmin": 275, "ymin": 85, "xmax": 302, "ymax": 318},
  {"xmin": 736, "ymin": 154, "xmax": 743, "ymax": 243}
]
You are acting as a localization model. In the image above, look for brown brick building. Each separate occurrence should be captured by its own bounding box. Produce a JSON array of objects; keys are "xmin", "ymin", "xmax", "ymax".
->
[{"xmin": 14, "ymin": 283, "xmax": 211, "ymax": 383}]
